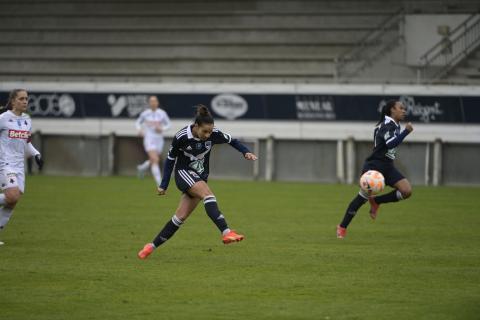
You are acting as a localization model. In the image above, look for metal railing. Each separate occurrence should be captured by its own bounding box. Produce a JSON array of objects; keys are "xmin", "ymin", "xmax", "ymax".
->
[
  {"xmin": 335, "ymin": 8, "xmax": 405, "ymax": 81},
  {"xmin": 419, "ymin": 14, "xmax": 480, "ymax": 83}
]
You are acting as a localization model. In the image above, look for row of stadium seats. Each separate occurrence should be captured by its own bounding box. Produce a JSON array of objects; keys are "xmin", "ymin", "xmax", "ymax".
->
[
  {"xmin": 2, "ymin": 0, "xmax": 478, "ymax": 14},
  {"xmin": 0, "ymin": 0, "xmax": 479, "ymax": 83}
]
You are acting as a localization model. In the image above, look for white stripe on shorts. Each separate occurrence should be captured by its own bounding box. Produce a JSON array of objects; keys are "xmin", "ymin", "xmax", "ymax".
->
[{"xmin": 179, "ymin": 170, "xmax": 195, "ymax": 186}]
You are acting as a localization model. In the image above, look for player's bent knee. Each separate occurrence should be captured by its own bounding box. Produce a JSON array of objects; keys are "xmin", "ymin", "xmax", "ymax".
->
[
  {"xmin": 197, "ymin": 184, "xmax": 213, "ymax": 198},
  {"xmin": 147, "ymin": 152, "xmax": 159, "ymax": 163},
  {"xmin": 401, "ymin": 188, "xmax": 412, "ymax": 199},
  {"xmin": 4, "ymin": 193, "xmax": 20, "ymax": 207},
  {"xmin": 198, "ymin": 190, "xmax": 214, "ymax": 199},
  {"xmin": 188, "ymin": 183, "xmax": 212, "ymax": 199}
]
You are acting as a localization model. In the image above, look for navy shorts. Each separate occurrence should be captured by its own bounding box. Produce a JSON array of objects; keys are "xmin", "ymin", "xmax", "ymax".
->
[
  {"xmin": 174, "ymin": 169, "xmax": 206, "ymax": 193},
  {"xmin": 362, "ymin": 160, "xmax": 405, "ymax": 187}
]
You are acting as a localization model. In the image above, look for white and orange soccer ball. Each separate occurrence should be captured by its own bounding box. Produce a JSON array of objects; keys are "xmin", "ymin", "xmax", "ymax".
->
[{"xmin": 359, "ymin": 170, "xmax": 385, "ymax": 195}]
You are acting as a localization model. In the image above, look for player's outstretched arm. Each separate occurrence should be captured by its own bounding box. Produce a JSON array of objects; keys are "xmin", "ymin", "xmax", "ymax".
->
[
  {"xmin": 244, "ymin": 152, "xmax": 258, "ymax": 161},
  {"xmin": 386, "ymin": 123, "xmax": 413, "ymax": 149}
]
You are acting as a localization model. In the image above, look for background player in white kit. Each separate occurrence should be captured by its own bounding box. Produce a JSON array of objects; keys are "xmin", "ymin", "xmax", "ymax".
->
[
  {"xmin": 0, "ymin": 89, "xmax": 43, "ymax": 245},
  {"xmin": 135, "ymin": 96, "xmax": 171, "ymax": 186}
]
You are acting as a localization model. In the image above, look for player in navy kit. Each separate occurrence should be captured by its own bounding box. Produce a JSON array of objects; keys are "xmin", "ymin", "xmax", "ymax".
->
[
  {"xmin": 138, "ymin": 105, "xmax": 258, "ymax": 259},
  {"xmin": 337, "ymin": 100, "xmax": 414, "ymax": 238}
]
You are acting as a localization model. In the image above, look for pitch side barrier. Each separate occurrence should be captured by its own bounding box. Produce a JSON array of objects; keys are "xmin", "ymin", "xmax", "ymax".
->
[
  {"xmin": 0, "ymin": 82, "xmax": 479, "ymax": 142},
  {"xmin": 2, "ymin": 82, "xmax": 479, "ymax": 185}
]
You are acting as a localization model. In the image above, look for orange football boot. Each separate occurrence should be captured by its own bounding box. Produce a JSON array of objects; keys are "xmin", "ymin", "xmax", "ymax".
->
[
  {"xmin": 222, "ymin": 230, "xmax": 244, "ymax": 244},
  {"xmin": 336, "ymin": 225, "xmax": 347, "ymax": 239},
  {"xmin": 138, "ymin": 243, "xmax": 155, "ymax": 259}
]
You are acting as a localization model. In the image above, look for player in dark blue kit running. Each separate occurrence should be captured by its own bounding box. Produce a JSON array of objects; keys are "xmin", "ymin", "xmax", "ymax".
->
[
  {"xmin": 337, "ymin": 100, "xmax": 414, "ymax": 238},
  {"xmin": 138, "ymin": 105, "xmax": 258, "ymax": 259}
]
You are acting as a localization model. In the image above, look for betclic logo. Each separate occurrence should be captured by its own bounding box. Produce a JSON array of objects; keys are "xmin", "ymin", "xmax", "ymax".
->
[{"xmin": 8, "ymin": 130, "xmax": 30, "ymax": 140}]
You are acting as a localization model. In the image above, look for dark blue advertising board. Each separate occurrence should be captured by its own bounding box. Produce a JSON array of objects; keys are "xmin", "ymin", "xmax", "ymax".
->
[{"xmin": 1, "ymin": 91, "xmax": 478, "ymax": 123}]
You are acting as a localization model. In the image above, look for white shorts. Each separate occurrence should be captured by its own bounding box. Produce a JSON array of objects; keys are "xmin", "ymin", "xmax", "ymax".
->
[
  {"xmin": 0, "ymin": 168, "xmax": 25, "ymax": 194},
  {"xmin": 143, "ymin": 136, "xmax": 164, "ymax": 154}
]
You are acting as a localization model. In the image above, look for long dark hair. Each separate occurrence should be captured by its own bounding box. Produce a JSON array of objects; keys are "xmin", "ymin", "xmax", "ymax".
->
[
  {"xmin": 376, "ymin": 100, "xmax": 397, "ymax": 126},
  {"xmin": 194, "ymin": 104, "xmax": 214, "ymax": 125},
  {"xmin": 3, "ymin": 89, "xmax": 27, "ymax": 111}
]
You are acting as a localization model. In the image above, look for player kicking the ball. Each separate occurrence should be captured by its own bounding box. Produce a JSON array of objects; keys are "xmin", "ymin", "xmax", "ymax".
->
[
  {"xmin": 337, "ymin": 100, "xmax": 414, "ymax": 239},
  {"xmin": 138, "ymin": 105, "xmax": 257, "ymax": 259}
]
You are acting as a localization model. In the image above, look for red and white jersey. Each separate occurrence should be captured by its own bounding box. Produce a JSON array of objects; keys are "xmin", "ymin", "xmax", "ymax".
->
[
  {"xmin": 135, "ymin": 108, "xmax": 171, "ymax": 138},
  {"xmin": 0, "ymin": 110, "xmax": 33, "ymax": 171}
]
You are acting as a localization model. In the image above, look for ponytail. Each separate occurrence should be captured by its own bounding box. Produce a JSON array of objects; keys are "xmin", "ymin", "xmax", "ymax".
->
[
  {"xmin": 376, "ymin": 100, "xmax": 397, "ymax": 126},
  {"xmin": 194, "ymin": 104, "xmax": 214, "ymax": 125},
  {"xmin": 0, "ymin": 105, "xmax": 7, "ymax": 114}
]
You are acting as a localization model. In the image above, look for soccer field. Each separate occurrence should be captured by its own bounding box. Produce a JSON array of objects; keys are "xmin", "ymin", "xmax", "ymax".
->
[{"xmin": 1, "ymin": 176, "xmax": 479, "ymax": 320}]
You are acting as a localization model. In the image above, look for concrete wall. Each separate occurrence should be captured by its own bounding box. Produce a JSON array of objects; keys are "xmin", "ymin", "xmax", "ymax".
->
[
  {"xmin": 31, "ymin": 134, "xmax": 480, "ymax": 186},
  {"xmin": 442, "ymin": 143, "xmax": 480, "ymax": 185},
  {"xmin": 404, "ymin": 14, "xmax": 469, "ymax": 66},
  {"xmin": 40, "ymin": 135, "xmax": 112, "ymax": 176},
  {"xmin": 273, "ymin": 140, "xmax": 338, "ymax": 183}
]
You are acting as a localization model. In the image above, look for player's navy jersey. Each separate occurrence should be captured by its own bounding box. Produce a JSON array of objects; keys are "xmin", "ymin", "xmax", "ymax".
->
[
  {"xmin": 366, "ymin": 116, "xmax": 402, "ymax": 162},
  {"xmin": 167, "ymin": 125, "xmax": 233, "ymax": 180}
]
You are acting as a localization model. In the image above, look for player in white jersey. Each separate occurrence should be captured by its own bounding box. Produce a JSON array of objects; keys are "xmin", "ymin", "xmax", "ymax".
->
[
  {"xmin": 135, "ymin": 96, "xmax": 171, "ymax": 186},
  {"xmin": 0, "ymin": 89, "xmax": 43, "ymax": 245}
]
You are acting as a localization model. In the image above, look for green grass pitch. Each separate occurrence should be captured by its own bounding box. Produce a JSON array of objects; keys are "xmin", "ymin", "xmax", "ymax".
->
[{"xmin": 1, "ymin": 176, "xmax": 479, "ymax": 319}]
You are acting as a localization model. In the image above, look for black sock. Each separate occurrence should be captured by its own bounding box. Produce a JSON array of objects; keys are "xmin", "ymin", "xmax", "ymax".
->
[
  {"xmin": 152, "ymin": 215, "xmax": 183, "ymax": 247},
  {"xmin": 203, "ymin": 196, "xmax": 229, "ymax": 233},
  {"xmin": 375, "ymin": 190, "xmax": 400, "ymax": 204},
  {"xmin": 340, "ymin": 193, "xmax": 368, "ymax": 228}
]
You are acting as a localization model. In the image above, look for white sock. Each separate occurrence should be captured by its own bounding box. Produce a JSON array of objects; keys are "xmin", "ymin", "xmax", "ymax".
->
[
  {"xmin": 0, "ymin": 194, "xmax": 5, "ymax": 206},
  {"xmin": 151, "ymin": 164, "xmax": 162, "ymax": 185},
  {"xmin": 0, "ymin": 207, "xmax": 13, "ymax": 230},
  {"xmin": 396, "ymin": 190, "xmax": 404, "ymax": 200},
  {"xmin": 358, "ymin": 190, "xmax": 370, "ymax": 199},
  {"xmin": 137, "ymin": 160, "xmax": 150, "ymax": 171},
  {"xmin": 222, "ymin": 228, "xmax": 231, "ymax": 236}
]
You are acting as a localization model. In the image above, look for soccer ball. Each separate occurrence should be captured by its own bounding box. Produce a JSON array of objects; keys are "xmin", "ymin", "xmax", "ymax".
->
[{"xmin": 359, "ymin": 170, "xmax": 385, "ymax": 195}]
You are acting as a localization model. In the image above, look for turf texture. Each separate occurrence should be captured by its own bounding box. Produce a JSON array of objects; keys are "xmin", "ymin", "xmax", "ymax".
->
[{"xmin": 1, "ymin": 176, "xmax": 479, "ymax": 319}]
